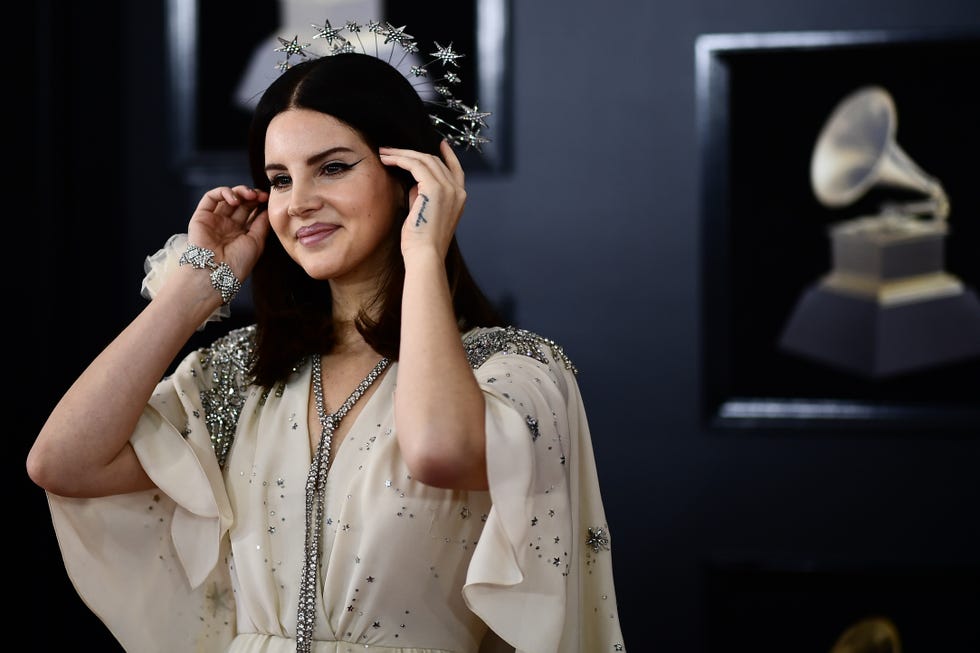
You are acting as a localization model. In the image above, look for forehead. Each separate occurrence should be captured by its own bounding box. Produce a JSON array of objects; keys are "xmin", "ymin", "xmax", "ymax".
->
[{"xmin": 265, "ymin": 109, "xmax": 367, "ymax": 156}]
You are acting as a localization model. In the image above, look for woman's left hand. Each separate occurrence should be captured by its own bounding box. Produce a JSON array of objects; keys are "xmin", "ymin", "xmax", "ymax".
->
[{"xmin": 379, "ymin": 140, "xmax": 466, "ymax": 261}]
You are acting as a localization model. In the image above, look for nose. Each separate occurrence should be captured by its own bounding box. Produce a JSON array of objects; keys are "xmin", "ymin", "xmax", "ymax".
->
[{"xmin": 287, "ymin": 179, "xmax": 323, "ymax": 218}]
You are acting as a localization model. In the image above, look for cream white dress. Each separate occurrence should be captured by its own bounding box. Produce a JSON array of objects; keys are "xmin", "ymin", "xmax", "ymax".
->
[{"xmin": 47, "ymin": 326, "xmax": 626, "ymax": 653}]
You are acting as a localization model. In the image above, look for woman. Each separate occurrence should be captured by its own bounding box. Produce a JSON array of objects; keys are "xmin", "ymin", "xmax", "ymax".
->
[{"xmin": 27, "ymin": 32, "xmax": 625, "ymax": 653}]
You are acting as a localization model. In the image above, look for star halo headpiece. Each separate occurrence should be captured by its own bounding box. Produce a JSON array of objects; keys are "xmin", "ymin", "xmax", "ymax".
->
[{"xmin": 274, "ymin": 19, "xmax": 490, "ymax": 152}]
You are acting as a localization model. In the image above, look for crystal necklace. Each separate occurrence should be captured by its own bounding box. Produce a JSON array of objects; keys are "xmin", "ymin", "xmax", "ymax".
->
[{"xmin": 295, "ymin": 353, "xmax": 390, "ymax": 653}]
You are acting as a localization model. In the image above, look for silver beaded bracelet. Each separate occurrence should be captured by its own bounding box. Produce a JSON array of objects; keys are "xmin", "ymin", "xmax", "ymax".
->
[{"xmin": 178, "ymin": 244, "xmax": 242, "ymax": 305}]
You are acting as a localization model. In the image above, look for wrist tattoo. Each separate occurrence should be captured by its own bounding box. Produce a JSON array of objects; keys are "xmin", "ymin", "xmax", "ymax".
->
[{"xmin": 415, "ymin": 193, "xmax": 430, "ymax": 227}]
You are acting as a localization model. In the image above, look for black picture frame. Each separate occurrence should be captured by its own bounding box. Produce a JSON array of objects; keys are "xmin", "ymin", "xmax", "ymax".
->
[
  {"xmin": 696, "ymin": 29, "xmax": 980, "ymax": 433},
  {"xmin": 165, "ymin": 0, "xmax": 511, "ymax": 186}
]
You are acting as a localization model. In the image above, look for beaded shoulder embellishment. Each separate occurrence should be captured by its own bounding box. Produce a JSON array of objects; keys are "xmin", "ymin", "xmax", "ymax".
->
[
  {"xmin": 196, "ymin": 325, "xmax": 257, "ymax": 469},
  {"xmin": 462, "ymin": 326, "xmax": 578, "ymax": 374}
]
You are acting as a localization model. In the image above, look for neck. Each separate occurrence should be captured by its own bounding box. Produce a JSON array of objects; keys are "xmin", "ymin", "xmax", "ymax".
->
[
  {"xmin": 330, "ymin": 320, "xmax": 370, "ymax": 353},
  {"xmin": 328, "ymin": 278, "xmax": 382, "ymax": 334}
]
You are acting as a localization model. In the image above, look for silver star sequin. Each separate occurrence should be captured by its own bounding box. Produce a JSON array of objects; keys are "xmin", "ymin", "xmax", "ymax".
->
[
  {"xmin": 382, "ymin": 23, "xmax": 413, "ymax": 46},
  {"xmin": 312, "ymin": 20, "xmax": 344, "ymax": 46},
  {"xmin": 205, "ymin": 582, "xmax": 233, "ymax": 616},
  {"xmin": 461, "ymin": 104, "xmax": 492, "ymax": 129},
  {"xmin": 526, "ymin": 415, "xmax": 541, "ymax": 441},
  {"xmin": 456, "ymin": 127, "xmax": 491, "ymax": 151},
  {"xmin": 275, "ymin": 35, "xmax": 310, "ymax": 58},
  {"xmin": 430, "ymin": 41, "xmax": 464, "ymax": 67},
  {"xmin": 586, "ymin": 526, "xmax": 610, "ymax": 553}
]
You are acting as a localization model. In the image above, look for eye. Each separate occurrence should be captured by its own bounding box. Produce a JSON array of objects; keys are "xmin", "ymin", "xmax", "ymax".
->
[
  {"xmin": 320, "ymin": 159, "xmax": 363, "ymax": 176},
  {"xmin": 268, "ymin": 173, "xmax": 291, "ymax": 191}
]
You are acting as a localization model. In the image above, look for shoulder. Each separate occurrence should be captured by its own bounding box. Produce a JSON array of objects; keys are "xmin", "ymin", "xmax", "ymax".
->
[
  {"xmin": 193, "ymin": 325, "xmax": 259, "ymax": 469},
  {"xmin": 198, "ymin": 325, "xmax": 258, "ymax": 377},
  {"xmin": 462, "ymin": 325, "xmax": 578, "ymax": 375}
]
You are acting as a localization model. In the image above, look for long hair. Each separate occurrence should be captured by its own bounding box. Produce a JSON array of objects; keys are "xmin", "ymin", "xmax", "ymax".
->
[{"xmin": 246, "ymin": 53, "xmax": 503, "ymax": 387}]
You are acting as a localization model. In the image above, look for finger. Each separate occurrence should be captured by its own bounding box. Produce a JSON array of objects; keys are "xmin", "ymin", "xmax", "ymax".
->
[
  {"xmin": 220, "ymin": 187, "xmax": 243, "ymax": 207},
  {"xmin": 378, "ymin": 150, "xmax": 447, "ymax": 180},
  {"xmin": 243, "ymin": 200, "xmax": 270, "ymax": 232},
  {"xmin": 231, "ymin": 185, "xmax": 268, "ymax": 204},
  {"xmin": 378, "ymin": 146, "xmax": 440, "ymax": 160},
  {"xmin": 246, "ymin": 206, "xmax": 271, "ymax": 242},
  {"xmin": 379, "ymin": 148, "xmax": 453, "ymax": 186},
  {"xmin": 195, "ymin": 186, "xmax": 234, "ymax": 213},
  {"xmin": 439, "ymin": 139, "xmax": 465, "ymax": 185},
  {"xmin": 195, "ymin": 186, "xmax": 252, "ymax": 215}
]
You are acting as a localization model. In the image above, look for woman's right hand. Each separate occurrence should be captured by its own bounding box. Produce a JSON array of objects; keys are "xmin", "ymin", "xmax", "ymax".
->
[{"xmin": 187, "ymin": 184, "xmax": 271, "ymax": 279}]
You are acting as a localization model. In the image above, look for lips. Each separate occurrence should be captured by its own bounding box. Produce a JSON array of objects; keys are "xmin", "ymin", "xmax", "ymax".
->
[{"xmin": 295, "ymin": 223, "xmax": 338, "ymax": 247}]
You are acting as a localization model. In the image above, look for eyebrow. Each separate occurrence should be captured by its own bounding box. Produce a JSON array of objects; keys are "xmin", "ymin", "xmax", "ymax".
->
[{"xmin": 264, "ymin": 146, "xmax": 358, "ymax": 172}]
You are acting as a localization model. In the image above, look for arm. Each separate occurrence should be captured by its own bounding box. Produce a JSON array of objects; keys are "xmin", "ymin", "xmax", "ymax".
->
[
  {"xmin": 381, "ymin": 141, "xmax": 489, "ymax": 490},
  {"xmin": 27, "ymin": 185, "xmax": 269, "ymax": 498}
]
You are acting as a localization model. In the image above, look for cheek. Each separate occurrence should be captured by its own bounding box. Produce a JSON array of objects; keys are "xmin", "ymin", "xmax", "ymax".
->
[{"xmin": 266, "ymin": 198, "xmax": 291, "ymax": 236}]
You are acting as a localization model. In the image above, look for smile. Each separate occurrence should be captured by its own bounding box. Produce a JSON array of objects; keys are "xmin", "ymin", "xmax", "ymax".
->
[{"xmin": 295, "ymin": 223, "xmax": 338, "ymax": 247}]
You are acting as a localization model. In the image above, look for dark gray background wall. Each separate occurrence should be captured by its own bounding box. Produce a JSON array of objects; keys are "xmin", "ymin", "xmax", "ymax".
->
[{"xmin": 25, "ymin": 1, "xmax": 979, "ymax": 651}]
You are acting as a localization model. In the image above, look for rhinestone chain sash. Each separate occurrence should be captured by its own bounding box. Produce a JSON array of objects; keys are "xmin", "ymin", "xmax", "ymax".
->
[{"xmin": 296, "ymin": 354, "xmax": 390, "ymax": 653}]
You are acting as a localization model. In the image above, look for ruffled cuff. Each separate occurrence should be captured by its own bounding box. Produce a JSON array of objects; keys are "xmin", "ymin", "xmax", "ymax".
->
[
  {"xmin": 141, "ymin": 233, "xmax": 230, "ymax": 330},
  {"xmin": 130, "ymin": 406, "xmax": 233, "ymax": 588}
]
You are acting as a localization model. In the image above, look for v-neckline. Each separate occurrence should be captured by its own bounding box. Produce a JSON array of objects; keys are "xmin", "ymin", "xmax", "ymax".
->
[
  {"xmin": 296, "ymin": 355, "xmax": 391, "ymax": 647},
  {"xmin": 303, "ymin": 358, "xmax": 394, "ymax": 469}
]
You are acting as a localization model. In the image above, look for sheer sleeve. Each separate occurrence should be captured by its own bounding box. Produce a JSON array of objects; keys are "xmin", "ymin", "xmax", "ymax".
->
[
  {"xmin": 44, "ymin": 327, "xmax": 257, "ymax": 653},
  {"xmin": 462, "ymin": 327, "xmax": 626, "ymax": 653}
]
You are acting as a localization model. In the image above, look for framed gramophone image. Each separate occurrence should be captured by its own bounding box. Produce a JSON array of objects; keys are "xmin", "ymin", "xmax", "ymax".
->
[{"xmin": 696, "ymin": 28, "xmax": 980, "ymax": 432}]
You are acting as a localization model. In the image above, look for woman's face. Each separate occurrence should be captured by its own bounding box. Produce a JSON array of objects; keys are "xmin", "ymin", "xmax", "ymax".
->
[{"xmin": 263, "ymin": 108, "xmax": 404, "ymax": 286}]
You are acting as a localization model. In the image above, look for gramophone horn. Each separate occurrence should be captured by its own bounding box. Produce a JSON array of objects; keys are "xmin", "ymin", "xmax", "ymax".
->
[{"xmin": 810, "ymin": 85, "xmax": 949, "ymax": 219}]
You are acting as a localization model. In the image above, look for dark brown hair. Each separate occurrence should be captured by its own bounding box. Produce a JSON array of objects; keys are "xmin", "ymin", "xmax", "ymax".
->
[{"xmin": 246, "ymin": 53, "xmax": 503, "ymax": 387}]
